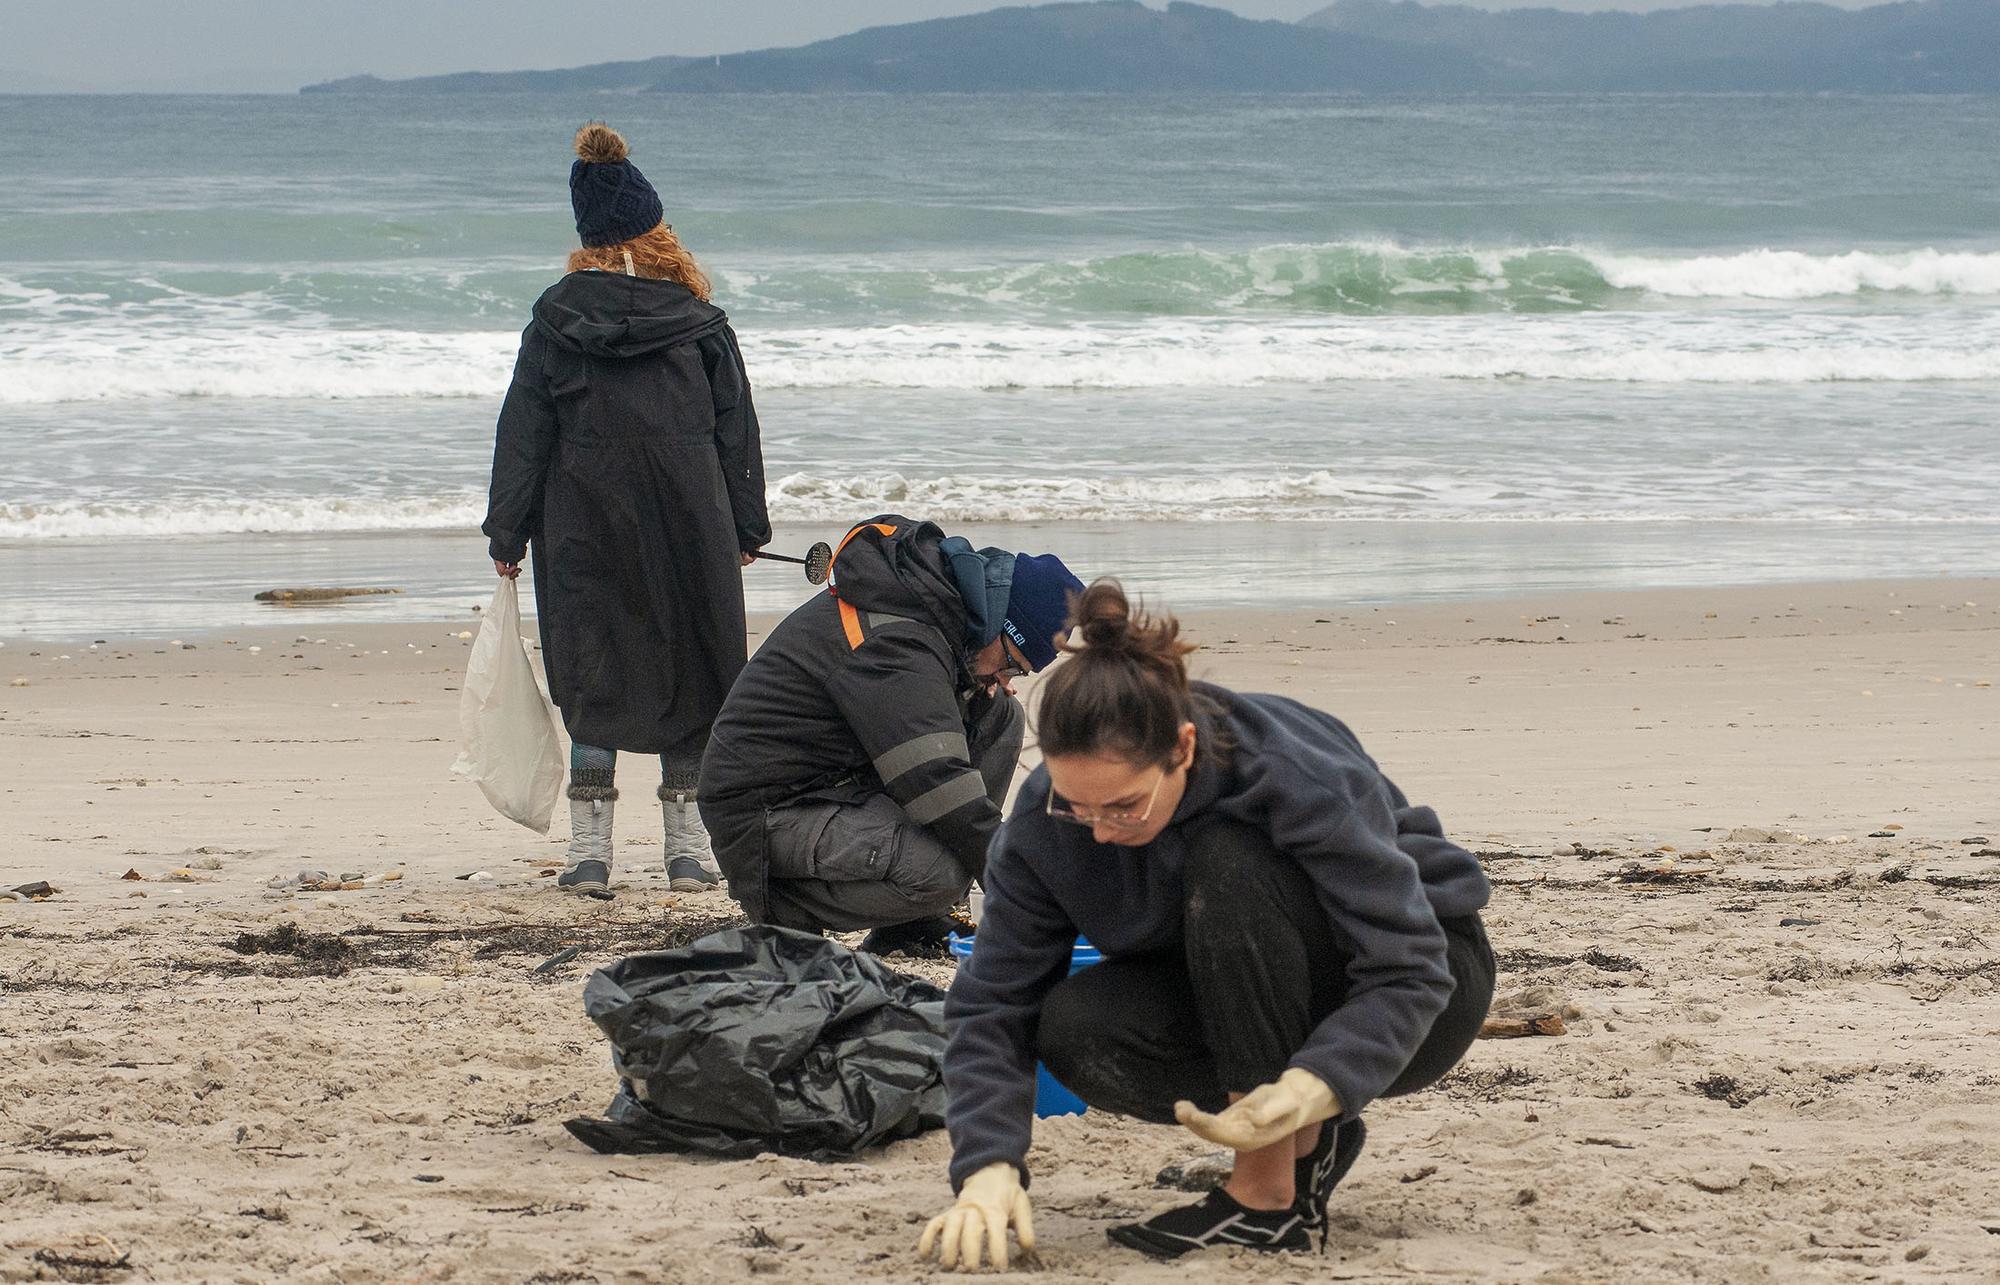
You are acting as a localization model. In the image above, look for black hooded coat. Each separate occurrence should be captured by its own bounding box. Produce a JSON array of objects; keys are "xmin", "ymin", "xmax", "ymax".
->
[{"xmin": 483, "ymin": 271, "xmax": 771, "ymax": 755}]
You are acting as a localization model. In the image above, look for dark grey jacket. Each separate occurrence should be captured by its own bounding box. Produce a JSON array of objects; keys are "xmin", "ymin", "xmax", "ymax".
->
[
  {"xmin": 483, "ymin": 271, "xmax": 770, "ymax": 754},
  {"xmin": 942, "ymin": 684, "xmax": 1491, "ymax": 1189},
  {"xmin": 701, "ymin": 517, "xmax": 1015, "ymax": 922}
]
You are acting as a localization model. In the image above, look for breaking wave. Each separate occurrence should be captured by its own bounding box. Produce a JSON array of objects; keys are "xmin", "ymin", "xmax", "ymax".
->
[
  {"xmin": 3, "ymin": 308, "xmax": 1997, "ymax": 404},
  {"xmin": 726, "ymin": 244, "xmax": 2000, "ymax": 316},
  {"xmin": 7, "ymin": 243, "xmax": 1999, "ymax": 330}
]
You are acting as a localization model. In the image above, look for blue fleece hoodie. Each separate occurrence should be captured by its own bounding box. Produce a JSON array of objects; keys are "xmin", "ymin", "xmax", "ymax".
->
[
  {"xmin": 942, "ymin": 683, "xmax": 1491, "ymax": 1190},
  {"xmin": 937, "ymin": 535, "xmax": 1014, "ymax": 651}
]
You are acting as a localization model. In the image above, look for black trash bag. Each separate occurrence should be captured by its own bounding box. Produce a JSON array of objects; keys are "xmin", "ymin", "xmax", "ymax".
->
[{"xmin": 563, "ymin": 924, "xmax": 949, "ymax": 1160}]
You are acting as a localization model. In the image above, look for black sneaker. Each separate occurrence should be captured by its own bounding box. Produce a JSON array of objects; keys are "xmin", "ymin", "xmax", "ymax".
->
[
  {"xmin": 857, "ymin": 912, "xmax": 974, "ymax": 958},
  {"xmin": 1295, "ymin": 1117, "xmax": 1368, "ymax": 1247},
  {"xmin": 1108, "ymin": 1189, "xmax": 1309, "ymax": 1259}
]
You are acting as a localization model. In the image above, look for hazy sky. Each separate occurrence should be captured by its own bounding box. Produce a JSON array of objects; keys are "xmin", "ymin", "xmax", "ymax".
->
[{"xmin": 0, "ymin": 0, "xmax": 1891, "ymax": 94}]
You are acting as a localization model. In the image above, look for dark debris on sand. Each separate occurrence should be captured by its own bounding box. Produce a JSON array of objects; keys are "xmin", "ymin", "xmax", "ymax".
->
[
  {"xmin": 212, "ymin": 912, "xmax": 750, "ymax": 980},
  {"xmin": 229, "ymin": 922, "xmax": 364, "ymax": 974},
  {"xmin": 1691, "ymin": 1073, "xmax": 1768, "ymax": 1109},
  {"xmin": 1497, "ymin": 947, "xmax": 1644, "ymax": 975}
]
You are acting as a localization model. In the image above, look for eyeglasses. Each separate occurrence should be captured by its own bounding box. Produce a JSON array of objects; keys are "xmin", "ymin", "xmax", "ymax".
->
[
  {"xmin": 1046, "ymin": 767, "xmax": 1169, "ymax": 831},
  {"xmin": 983, "ymin": 637, "xmax": 1031, "ymax": 684}
]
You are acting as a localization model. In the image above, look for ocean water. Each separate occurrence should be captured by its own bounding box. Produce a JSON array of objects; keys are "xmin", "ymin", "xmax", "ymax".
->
[{"xmin": 2, "ymin": 93, "xmax": 1997, "ymax": 635}]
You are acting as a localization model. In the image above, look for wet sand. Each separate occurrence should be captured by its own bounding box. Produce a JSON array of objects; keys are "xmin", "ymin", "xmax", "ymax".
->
[
  {"xmin": 3, "ymin": 577, "xmax": 1997, "ymax": 1282},
  {"xmin": 9, "ymin": 516, "xmax": 1999, "ymax": 638}
]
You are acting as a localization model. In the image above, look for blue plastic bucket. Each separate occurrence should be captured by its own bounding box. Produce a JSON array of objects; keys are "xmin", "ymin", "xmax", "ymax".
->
[{"xmin": 949, "ymin": 934, "xmax": 1101, "ymax": 1118}]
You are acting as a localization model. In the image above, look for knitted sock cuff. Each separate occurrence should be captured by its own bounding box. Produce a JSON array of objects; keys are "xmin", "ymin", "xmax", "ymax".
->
[
  {"xmin": 660, "ymin": 751, "xmax": 703, "ymax": 795},
  {"xmin": 568, "ymin": 768, "xmax": 618, "ymax": 802}
]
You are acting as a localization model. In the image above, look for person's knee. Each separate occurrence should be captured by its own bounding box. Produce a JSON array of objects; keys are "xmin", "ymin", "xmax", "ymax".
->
[
  {"xmin": 1032, "ymin": 972, "xmax": 1100, "ymax": 1085},
  {"xmin": 971, "ymin": 692, "xmax": 1025, "ymax": 760},
  {"xmin": 1181, "ymin": 818, "xmax": 1274, "ymax": 924},
  {"xmin": 889, "ymin": 846, "xmax": 971, "ymax": 916},
  {"xmin": 1383, "ymin": 925, "xmax": 1492, "ymax": 1098},
  {"xmin": 989, "ymin": 689, "xmax": 1025, "ymax": 739},
  {"xmin": 1034, "ymin": 971, "xmax": 1190, "ymax": 1121}
]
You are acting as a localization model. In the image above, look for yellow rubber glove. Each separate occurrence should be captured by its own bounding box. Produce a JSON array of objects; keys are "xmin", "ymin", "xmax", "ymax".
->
[
  {"xmin": 916, "ymin": 1161, "xmax": 1036, "ymax": 1272},
  {"xmin": 1174, "ymin": 1067, "xmax": 1341, "ymax": 1152}
]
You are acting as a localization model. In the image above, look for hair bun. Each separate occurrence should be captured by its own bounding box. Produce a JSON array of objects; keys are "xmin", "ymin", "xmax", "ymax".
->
[
  {"xmin": 1073, "ymin": 580, "xmax": 1132, "ymax": 651},
  {"xmin": 1039, "ymin": 578, "xmax": 1199, "ymax": 766},
  {"xmin": 574, "ymin": 122, "xmax": 629, "ymax": 164}
]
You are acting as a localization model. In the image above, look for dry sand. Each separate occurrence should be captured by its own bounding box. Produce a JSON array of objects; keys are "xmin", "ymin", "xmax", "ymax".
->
[{"xmin": 3, "ymin": 576, "xmax": 1998, "ymax": 1282}]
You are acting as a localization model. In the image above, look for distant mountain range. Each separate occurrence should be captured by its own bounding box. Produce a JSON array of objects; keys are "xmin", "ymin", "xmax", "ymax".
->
[
  {"xmin": 302, "ymin": 3, "xmax": 1484, "ymax": 94},
  {"xmin": 1305, "ymin": 0, "xmax": 2000, "ymax": 92},
  {"xmin": 301, "ymin": 0, "xmax": 2000, "ymax": 95}
]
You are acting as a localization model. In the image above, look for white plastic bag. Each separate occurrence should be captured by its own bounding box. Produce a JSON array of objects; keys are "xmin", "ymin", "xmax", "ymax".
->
[{"xmin": 451, "ymin": 577, "xmax": 565, "ymax": 833}]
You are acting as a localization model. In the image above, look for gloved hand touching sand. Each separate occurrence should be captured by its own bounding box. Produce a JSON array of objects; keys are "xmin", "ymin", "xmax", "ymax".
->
[
  {"xmin": 917, "ymin": 1161, "xmax": 1036, "ymax": 1272},
  {"xmin": 1175, "ymin": 1067, "xmax": 1340, "ymax": 1152}
]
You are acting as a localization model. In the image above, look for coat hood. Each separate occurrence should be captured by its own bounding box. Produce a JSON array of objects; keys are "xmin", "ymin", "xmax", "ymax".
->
[
  {"xmin": 828, "ymin": 516, "xmax": 1015, "ymax": 653},
  {"xmin": 532, "ymin": 270, "xmax": 728, "ymax": 359}
]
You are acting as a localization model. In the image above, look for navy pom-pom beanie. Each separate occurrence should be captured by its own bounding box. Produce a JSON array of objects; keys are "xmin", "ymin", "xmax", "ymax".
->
[{"xmin": 570, "ymin": 155, "xmax": 664, "ymax": 248}]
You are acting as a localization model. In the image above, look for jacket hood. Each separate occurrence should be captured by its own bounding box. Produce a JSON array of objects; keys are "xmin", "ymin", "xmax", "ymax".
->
[
  {"xmin": 828, "ymin": 516, "xmax": 1014, "ymax": 653},
  {"xmin": 532, "ymin": 270, "xmax": 728, "ymax": 359}
]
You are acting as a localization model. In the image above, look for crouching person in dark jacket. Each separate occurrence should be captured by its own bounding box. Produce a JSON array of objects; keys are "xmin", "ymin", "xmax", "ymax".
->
[
  {"xmin": 920, "ymin": 579, "xmax": 1495, "ymax": 1270},
  {"xmin": 700, "ymin": 516, "xmax": 1084, "ymax": 955}
]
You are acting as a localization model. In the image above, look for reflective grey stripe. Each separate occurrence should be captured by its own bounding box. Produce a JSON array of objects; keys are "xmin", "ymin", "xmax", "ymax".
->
[
  {"xmin": 873, "ymin": 731, "xmax": 969, "ymax": 785},
  {"xmin": 865, "ymin": 610, "xmax": 922, "ymax": 632},
  {"xmin": 903, "ymin": 772, "xmax": 991, "ymax": 825}
]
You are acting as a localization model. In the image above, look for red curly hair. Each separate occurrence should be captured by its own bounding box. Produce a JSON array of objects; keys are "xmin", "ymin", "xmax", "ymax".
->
[
  {"xmin": 567, "ymin": 223, "xmax": 713, "ymax": 302},
  {"xmin": 563, "ymin": 123, "xmax": 712, "ymax": 301}
]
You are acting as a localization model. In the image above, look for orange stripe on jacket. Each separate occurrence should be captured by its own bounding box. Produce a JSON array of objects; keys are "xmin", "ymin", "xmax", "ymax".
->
[
  {"xmin": 828, "ymin": 520, "xmax": 901, "ymax": 602},
  {"xmin": 832, "ymin": 520, "xmax": 898, "ymax": 566},
  {"xmin": 838, "ymin": 598, "xmax": 865, "ymax": 650}
]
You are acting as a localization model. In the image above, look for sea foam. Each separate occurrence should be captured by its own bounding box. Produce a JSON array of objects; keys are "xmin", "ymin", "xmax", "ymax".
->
[
  {"xmin": 1587, "ymin": 248, "xmax": 2000, "ymax": 300},
  {"xmin": 3, "ymin": 307, "xmax": 1996, "ymax": 404},
  {"xmin": 0, "ymin": 495, "xmax": 489, "ymax": 540},
  {"xmin": 4, "ymin": 474, "xmax": 1989, "ymax": 540}
]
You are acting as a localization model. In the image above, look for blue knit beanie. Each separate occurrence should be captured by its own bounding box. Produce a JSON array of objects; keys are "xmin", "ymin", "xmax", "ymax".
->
[
  {"xmin": 1002, "ymin": 553, "xmax": 1085, "ymax": 672},
  {"xmin": 569, "ymin": 123, "xmax": 665, "ymax": 249}
]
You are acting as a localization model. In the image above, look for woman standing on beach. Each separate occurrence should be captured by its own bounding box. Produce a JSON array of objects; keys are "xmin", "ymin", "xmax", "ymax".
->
[
  {"xmin": 920, "ymin": 581, "xmax": 1494, "ymax": 1267},
  {"xmin": 484, "ymin": 123, "xmax": 770, "ymax": 897}
]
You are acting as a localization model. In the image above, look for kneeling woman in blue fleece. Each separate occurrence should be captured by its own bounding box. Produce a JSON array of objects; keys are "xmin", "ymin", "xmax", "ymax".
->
[{"xmin": 919, "ymin": 580, "xmax": 1494, "ymax": 1267}]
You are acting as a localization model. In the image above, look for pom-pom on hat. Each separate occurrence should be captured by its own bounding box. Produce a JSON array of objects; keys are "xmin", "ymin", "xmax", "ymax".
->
[
  {"xmin": 1002, "ymin": 553, "xmax": 1085, "ymax": 672},
  {"xmin": 569, "ymin": 123, "xmax": 665, "ymax": 248}
]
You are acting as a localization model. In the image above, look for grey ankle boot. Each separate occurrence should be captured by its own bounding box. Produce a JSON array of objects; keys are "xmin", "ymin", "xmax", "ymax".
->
[
  {"xmin": 659, "ymin": 785, "xmax": 721, "ymax": 892},
  {"xmin": 557, "ymin": 787, "xmax": 615, "ymax": 895}
]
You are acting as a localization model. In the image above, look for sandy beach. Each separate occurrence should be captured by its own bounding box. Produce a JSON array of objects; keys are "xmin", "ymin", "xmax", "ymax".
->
[{"xmin": 3, "ymin": 575, "xmax": 1997, "ymax": 1282}]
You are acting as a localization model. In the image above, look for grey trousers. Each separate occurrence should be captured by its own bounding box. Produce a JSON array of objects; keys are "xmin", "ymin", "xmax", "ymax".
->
[{"xmin": 763, "ymin": 692, "xmax": 1023, "ymax": 933}]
